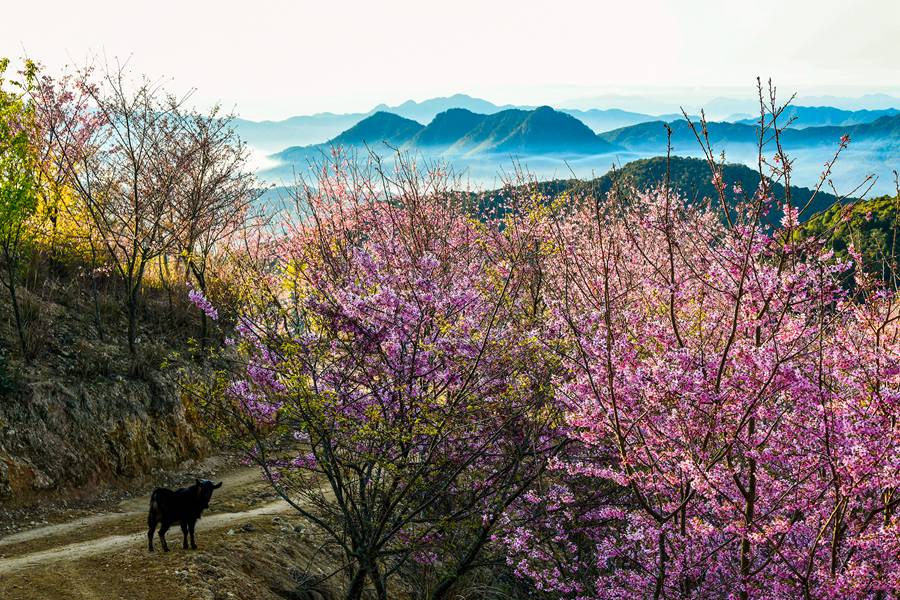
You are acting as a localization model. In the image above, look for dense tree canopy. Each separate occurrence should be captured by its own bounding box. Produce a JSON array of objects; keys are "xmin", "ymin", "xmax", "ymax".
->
[
  {"xmin": 208, "ymin": 149, "xmax": 900, "ymax": 599},
  {"xmin": 799, "ymin": 194, "xmax": 900, "ymax": 287}
]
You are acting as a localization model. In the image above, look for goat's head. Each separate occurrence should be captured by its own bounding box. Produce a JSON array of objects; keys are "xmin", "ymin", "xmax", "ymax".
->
[{"xmin": 195, "ymin": 478, "xmax": 223, "ymax": 509}]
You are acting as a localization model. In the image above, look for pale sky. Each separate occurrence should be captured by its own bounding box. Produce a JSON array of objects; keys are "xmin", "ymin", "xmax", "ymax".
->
[{"xmin": 2, "ymin": 0, "xmax": 898, "ymax": 120}]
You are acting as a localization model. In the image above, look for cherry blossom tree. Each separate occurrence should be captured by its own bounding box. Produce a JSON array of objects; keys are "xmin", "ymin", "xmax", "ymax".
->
[
  {"xmin": 203, "ymin": 153, "xmax": 566, "ymax": 599},
  {"xmin": 48, "ymin": 62, "xmax": 195, "ymax": 354},
  {"xmin": 170, "ymin": 104, "xmax": 262, "ymax": 346},
  {"xmin": 500, "ymin": 91, "xmax": 900, "ymax": 600}
]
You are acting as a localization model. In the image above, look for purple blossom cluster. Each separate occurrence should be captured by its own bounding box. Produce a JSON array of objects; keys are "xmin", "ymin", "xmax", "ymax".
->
[{"xmin": 187, "ymin": 286, "xmax": 219, "ymax": 321}]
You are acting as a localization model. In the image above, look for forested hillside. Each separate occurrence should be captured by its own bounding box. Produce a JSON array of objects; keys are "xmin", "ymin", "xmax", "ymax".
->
[
  {"xmin": 474, "ymin": 156, "xmax": 846, "ymax": 224},
  {"xmin": 799, "ymin": 193, "xmax": 900, "ymax": 285},
  {"xmin": 0, "ymin": 58, "xmax": 260, "ymax": 504}
]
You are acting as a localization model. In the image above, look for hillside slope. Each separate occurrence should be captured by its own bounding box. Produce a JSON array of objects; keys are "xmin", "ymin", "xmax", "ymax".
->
[
  {"xmin": 0, "ymin": 270, "xmax": 213, "ymax": 507},
  {"xmin": 476, "ymin": 156, "xmax": 845, "ymax": 224},
  {"xmin": 798, "ymin": 194, "xmax": 900, "ymax": 285}
]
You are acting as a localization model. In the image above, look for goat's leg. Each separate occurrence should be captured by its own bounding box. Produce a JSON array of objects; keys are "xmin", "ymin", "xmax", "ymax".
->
[
  {"xmin": 181, "ymin": 523, "xmax": 189, "ymax": 550},
  {"xmin": 188, "ymin": 521, "xmax": 197, "ymax": 549},
  {"xmin": 147, "ymin": 514, "xmax": 157, "ymax": 552},
  {"xmin": 158, "ymin": 521, "xmax": 171, "ymax": 552}
]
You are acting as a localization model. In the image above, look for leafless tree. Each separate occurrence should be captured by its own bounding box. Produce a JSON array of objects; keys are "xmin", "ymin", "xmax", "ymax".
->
[
  {"xmin": 170, "ymin": 104, "xmax": 263, "ymax": 346},
  {"xmin": 59, "ymin": 62, "xmax": 194, "ymax": 354}
]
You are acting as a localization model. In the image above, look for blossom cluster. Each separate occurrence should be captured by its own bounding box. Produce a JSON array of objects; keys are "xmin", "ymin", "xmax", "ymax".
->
[
  {"xmin": 222, "ymin": 158, "xmax": 899, "ymax": 599},
  {"xmin": 187, "ymin": 286, "xmax": 219, "ymax": 321}
]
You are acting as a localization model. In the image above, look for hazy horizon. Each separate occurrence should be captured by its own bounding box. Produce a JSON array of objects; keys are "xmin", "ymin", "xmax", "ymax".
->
[
  {"xmin": 238, "ymin": 86, "xmax": 900, "ymax": 122},
  {"xmin": 4, "ymin": 0, "xmax": 898, "ymax": 120}
]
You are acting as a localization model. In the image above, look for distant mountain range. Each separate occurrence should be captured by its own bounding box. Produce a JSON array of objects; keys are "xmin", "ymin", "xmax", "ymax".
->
[
  {"xmin": 243, "ymin": 93, "xmax": 899, "ymax": 196},
  {"xmin": 597, "ymin": 115, "xmax": 900, "ymax": 152},
  {"xmin": 234, "ymin": 95, "xmax": 673, "ymax": 151},
  {"xmin": 273, "ymin": 107, "xmax": 621, "ymax": 164},
  {"xmin": 417, "ymin": 107, "xmax": 616, "ymax": 154},
  {"xmin": 734, "ymin": 106, "xmax": 900, "ymax": 129},
  {"xmin": 271, "ymin": 106, "xmax": 900, "ymax": 166},
  {"xmin": 234, "ymin": 94, "xmax": 517, "ymax": 151},
  {"xmin": 790, "ymin": 94, "xmax": 900, "ymax": 112},
  {"xmin": 234, "ymin": 93, "xmax": 900, "ymax": 154},
  {"xmin": 369, "ymin": 94, "xmax": 516, "ymax": 124}
]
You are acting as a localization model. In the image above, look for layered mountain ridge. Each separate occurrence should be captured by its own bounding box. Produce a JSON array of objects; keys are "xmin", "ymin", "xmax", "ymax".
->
[
  {"xmin": 234, "ymin": 93, "xmax": 900, "ymax": 152},
  {"xmin": 274, "ymin": 106, "xmax": 621, "ymax": 162},
  {"xmin": 273, "ymin": 106, "xmax": 900, "ymax": 165}
]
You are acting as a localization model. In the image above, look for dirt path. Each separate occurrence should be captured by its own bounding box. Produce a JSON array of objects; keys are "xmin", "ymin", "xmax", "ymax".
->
[
  {"xmin": 0, "ymin": 498, "xmax": 290, "ymax": 576},
  {"xmin": 0, "ymin": 466, "xmax": 269, "ymax": 558},
  {"xmin": 0, "ymin": 465, "xmax": 317, "ymax": 600}
]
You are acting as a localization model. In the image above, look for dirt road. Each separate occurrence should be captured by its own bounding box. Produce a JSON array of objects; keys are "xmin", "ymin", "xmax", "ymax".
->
[{"xmin": 0, "ymin": 465, "xmax": 323, "ymax": 600}]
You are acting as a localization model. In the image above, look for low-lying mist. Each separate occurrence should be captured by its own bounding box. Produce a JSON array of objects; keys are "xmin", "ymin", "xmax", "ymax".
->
[{"xmin": 253, "ymin": 141, "xmax": 898, "ymax": 198}]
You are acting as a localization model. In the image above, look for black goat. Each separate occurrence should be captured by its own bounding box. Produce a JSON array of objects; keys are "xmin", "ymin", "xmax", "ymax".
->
[{"xmin": 147, "ymin": 478, "xmax": 222, "ymax": 552}]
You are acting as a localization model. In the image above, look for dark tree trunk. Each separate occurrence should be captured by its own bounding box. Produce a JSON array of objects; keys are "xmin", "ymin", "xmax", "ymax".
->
[
  {"xmin": 127, "ymin": 283, "xmax": 139, "ymax": 355},
  {"xmin": 432, "ymin": 523, "xmax": 494, "ymax": 600},
  {"xmin": 2, "ymin": 241, "xmax": 28, "ymax": 362},
  {"xmin": 127, "ymin": 300, "xmax": 136, "ymax": 355},
  {"xmin": 126, "ymin": 260, "xmax": 148, "ymax": 356},
  {"xmin": 89, "ymin": 242, "xmax": 104, "ymax": 341},
  {"xmin": 344, "ymin": 566, "xmax": 369, "ymax": 600},
  {"xmin": 370, "ymin": 561, "xmax": 388, "ymax": 600}
]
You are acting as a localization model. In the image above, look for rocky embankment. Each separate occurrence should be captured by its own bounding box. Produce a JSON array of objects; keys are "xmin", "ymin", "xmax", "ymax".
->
[{"xmin": 0, "ymin": 370, "xmax": 208, "ymax": 507}]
